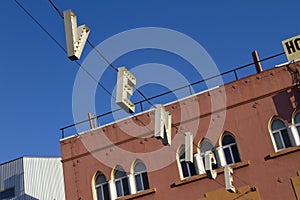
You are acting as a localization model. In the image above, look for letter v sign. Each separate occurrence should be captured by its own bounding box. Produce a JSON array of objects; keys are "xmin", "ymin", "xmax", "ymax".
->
[{"xmin": 64, "ymin": 10, "xmax": 90, "ymax": 61}]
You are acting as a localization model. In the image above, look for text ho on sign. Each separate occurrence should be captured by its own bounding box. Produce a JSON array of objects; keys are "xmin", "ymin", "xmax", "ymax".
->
[{"xmin": 64, "ymin": 9, "xmax": 90, "ymax": 61}]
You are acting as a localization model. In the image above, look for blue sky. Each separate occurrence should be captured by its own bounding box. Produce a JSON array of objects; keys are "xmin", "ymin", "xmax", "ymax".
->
[{"xmin": 0, "ymin": 0, "xmax": 299, "ymax": 163}]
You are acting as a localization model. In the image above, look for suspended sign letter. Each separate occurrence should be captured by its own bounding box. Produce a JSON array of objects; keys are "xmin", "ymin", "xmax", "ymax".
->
[
  {"xmin": 154, "ymin": 104, "xmax": 172, "ymax": 145},
  {"xmin": 205, "ymin": 151, "xmax": 217, "ymax": 179},
  {"xmin": 116, "ymin": 67, "xmax": 136, "ymax": 113},
  {"xmin": 64, "ymin": 9, "xmax": 90, "ymax": 60},
  {"xmin": 185, "ymin": 132, "xmax": 193, "ymax": 163},
  {"xmin": 224, "ymin": 165, "xmax": 236, "ymax": 193}
]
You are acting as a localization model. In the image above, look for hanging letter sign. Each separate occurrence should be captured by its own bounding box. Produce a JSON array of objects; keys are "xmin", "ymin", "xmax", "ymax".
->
[
  {"xmin": 205, "ymin": 151, "xmax": 217, "ymax": 179},
  {"xmin": 154, "ymin": 104, "xmax": 172, "ymax": 145},
  {"xmin": 224, "ymin": 165, "xmax": 236, "ymax": 193},
  {"xmin": 185, "ymin": 132, "xmax": 193, "ymax": 163},
  {"xmin": 64, "ymin": 9, "xmax": 90, "ymax": 61},
  {"xmin": 116, "ymin": 67, "xmax": 136, "ymax": 113}
]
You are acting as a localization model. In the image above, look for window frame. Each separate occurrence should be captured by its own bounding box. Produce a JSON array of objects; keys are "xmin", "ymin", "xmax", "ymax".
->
[
  {"xmin": 177, "ymin": 145, "xmax": 197, "ymax": 179},
  {"xmin": 220, "ymin": 132, "xmax": 241, "ymax": 165},
  {"xmin": 94, "ymin": 173, "xmax": 110, "ymax": 200},
  {"xmin": 292, "ymin": 111, "xmax": 300, "ymax": 146},
  {"xmin": 199, "ymin": 138, "xmax": 219, "ymax": 170},
  {"xmin": 269, "ymin": 117, "xmax": 294, "ymax": 152},
  {"xmin": 133, "ymin": 161, "xmax": 149, "ymax": 192},
  {"xmin": 113, "ymin": 166, "xmax": 130, "ymax": 198}
]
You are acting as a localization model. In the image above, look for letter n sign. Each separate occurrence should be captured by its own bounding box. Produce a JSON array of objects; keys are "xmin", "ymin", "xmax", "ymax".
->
[{"xmin": 282, "ymin": 35, "xmax": 300, "ymax": 62}]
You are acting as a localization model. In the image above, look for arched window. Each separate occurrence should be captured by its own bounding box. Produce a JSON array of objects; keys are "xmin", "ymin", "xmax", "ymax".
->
[
  {"xmin": 114, "ymin": 166, "xmax": 130, "ymax": 197},
  {"xmin": 270, "ymin": 119, "xmax": 292, "ymax": 151},
  {"xmin": 221, "ymin": 133, "xmax": 241, "ymax": 165},
  {"xmin": 95, "ymin": 173, "xmax": 110, "ymax": 200},
  {"xmin": 178, "ymin": 145, "xmax": 197, "ymax": 179},
  {"xmin": 133, "ymin": 161, "xmax": 149, "ymax": 192},
  {"xmin": 294, "ymin": 112, "xmax": 300, "ymax": 138},
  {"xmin": 200, "ymin": 138, "xmax": 218, "ymax": 169}
]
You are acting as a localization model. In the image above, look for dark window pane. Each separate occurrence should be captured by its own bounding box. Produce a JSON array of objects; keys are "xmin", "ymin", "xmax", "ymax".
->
[
  {"xmin": 135, "ymin": 174, "xmax": 143, "ymax": 192},
  {"xmin": 103, "ymin": 183, "xmax": 110, "ymax": 200},
  {"xmin": 281, "ymin": 129, "xmax": 292, "ymax": 148},
  {"xmin": 142, "ymin": 172, "xmax": 150, "ymax": 190},
  {"xmin": 134, "ymin": 162, "xmax": 146, "ymax": 173},
  {"xmin": 224, "ymin": 148, "xmax": 233, "ymax": 164},
  {"xmin": 180, "ymin": 161, "xmax": 189, "ymax": 178},
  {"xmin": 115, "ymin": 169, "xmax": 126, "ymax": 179},
  {"xmin": 273, "ymin": 132, "xmax": 284, "ymax": 150},
  {"xmin": 271, "ymin": 119, "xmax": 286, "ymax": 130},
  {"xmin": 96, "ymin": 187, "xmax": 103, "ymax": 200},
  {"xmin": 188, "ymin": 162, "xmax": 197, "ymax": 176},
  {"xmin": 295, "ymin": 113, "xmax": 300, "ymax": 124},
  {"xmin": 122, "ymin": 178, "xmax": 130, "ymax": 196},
  {"xmin": 222, "ymin": 135, "xmax": 235, "ymax": 146},
  {"xmin": 116, "ymin": 180, "xmax": 122, "ymax": 197},
  {"xmin": 231, "ymin": 145, "xmax": 241, "ymax": 163},
  {"xmin": 297, "ymin": 125, "xmax": 300, "ymax": 137},
  {"xmin": 96, "ymin": 174, "xmax": 107, "ymax": 185}
]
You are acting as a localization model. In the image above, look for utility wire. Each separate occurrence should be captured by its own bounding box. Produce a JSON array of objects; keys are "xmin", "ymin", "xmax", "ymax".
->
[
  {"xmin": 47, "ymin": 0, "xmax": 157, "ymax": 108},
  {"xmin": 15, "ymin": 0, "xmax": 177, "ymax": 157}
]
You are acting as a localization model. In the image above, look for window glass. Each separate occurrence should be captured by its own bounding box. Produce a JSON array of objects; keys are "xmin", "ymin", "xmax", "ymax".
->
[
  {"xmin": 142, "ymin": 173, "xmax": 150, "ymax": 190},
  {"xmin": 271, "ymin": 119, "xmax": 286, "ymax": 130},
  {"xmin": 180, "ymin": 160, "xmax": 189, "ymax": 178},
  {"xmin": 103, "ymin": 184, "xmax": 110, "ymax": 200},
  {"xmin": 122, "ymin": 178, "xmax": 130, "ymax": 195},
  {"xmin": 281, "ymin": 129, "xmax": 292, "ymax": 148},
  {"xmin": 295, "ymin": 112, "xmax": 300, "ymax": 124},
  {"xmin": 200, "ymin": 139, "xmax": 214, "ymax": 153},
  {"xmin": 231, "ymin": 145, "xmax": 241, "ymax": 163},
  {"xmin": 95, "ymin": 174, "xmax": 110, "ymax": 200},
  {"xmin": 135, "ymin": 175, "xmax": 143, "ymax": 192},
  {"xmin": 188, "ymin": 161, "xmax": 197, "ymax": 176},
  {"xmin": 273, "ymin": 132, "xmax": 284, "ymax": 150},
  {"xmin": 115, "ymin": 169, "xmax": 126, "ymax": 179},
  {"xmin": 223, "ymin": 147, "xmax": 233, "ymax": 164},
  {"xmin": 134, "ymin": 162, "xmax": 146, "ymax": 173},
  {"xmin": 222, "ymin": 135, "xmax": 235, "ymax": 146},
  {"xmin": 96, "ymin": 188, "xmax": 103, "ymax": 200},
  {"xmin": 116, "ymin": 180, "xmax": 122, "ymax": 197}
]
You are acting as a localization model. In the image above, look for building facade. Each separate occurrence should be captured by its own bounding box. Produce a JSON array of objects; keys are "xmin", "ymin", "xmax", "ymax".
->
[
  {"xmin": 0, "ymin": 157, "xmax": 65, "ymax": 200},
  {"xmin": 61, "ymin": 61, "xmax": 300, "ymax": 200}
]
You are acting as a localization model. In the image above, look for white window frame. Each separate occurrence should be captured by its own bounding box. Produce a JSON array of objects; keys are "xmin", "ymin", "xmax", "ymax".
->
[
  {"xmin": 291, "ymin": 111, "xmax": 300, "ymax": 146},
  {"xmin": 177, "ymin": 145, "xmax": 198, "ymax": 180},
  {"xmin": 134, "ymin": 169, "xmax": 148, "ymax": 192},
  {"xmin": 95, "ymin": 176, "xmax": 110, "ymax": 200},
  {"xmin": 115, "ymin": 176, "xmax": 129, "ymax": 198},
  {"xmin": 220, "ymin": 133, "xmax": 241, "ymax": 165},
  {"xmin": 270, "ymin": 118, "xmax": 295, "ymax": 152}
]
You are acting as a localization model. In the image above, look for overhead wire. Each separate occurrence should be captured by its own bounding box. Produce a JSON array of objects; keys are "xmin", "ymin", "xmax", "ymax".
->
[
  {"xmin": 15, "ymin": 3, "xmax": 278, "ymax": 198},
  {"xmin": 14, "ymin": 0, "xmax": 179, "ymax": 156},
  {"xmin": 45, "ymin": 0, "xmax": 196, "ymax": 153}
]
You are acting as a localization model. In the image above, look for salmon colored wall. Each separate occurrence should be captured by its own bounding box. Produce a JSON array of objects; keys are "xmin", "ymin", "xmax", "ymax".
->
[{"xmin": 61, "ymin": 62, "xmax": 300, "ymax": 200}]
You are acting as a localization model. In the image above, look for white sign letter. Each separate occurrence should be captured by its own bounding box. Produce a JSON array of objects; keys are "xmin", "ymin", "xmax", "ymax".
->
[
  {"xmin": 205, "ymin": 151, "xmax": 217, "ymax": 179},
  {"xmin": 116, "ymin": 66, "xmax": 136, "ymax": 113},
  {"xmin": 224, "ymin": 165, "xmax": 236, "ymax": 193},
  {"xmin": 64, "ymin": 9, "xmax": 90, "ymax": 61},
  {"xmin": 154, "ymin": 104, "xmax": 172, "ymax": 145},
  {"xmin": 185, "ymin": 132, "xmax": 193, "ymax": 163}
]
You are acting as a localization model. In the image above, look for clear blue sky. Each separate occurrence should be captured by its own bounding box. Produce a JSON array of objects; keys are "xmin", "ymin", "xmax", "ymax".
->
[{"xmin": 0, "ymin": 0, "xmax": 299, "ymax": 164}]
